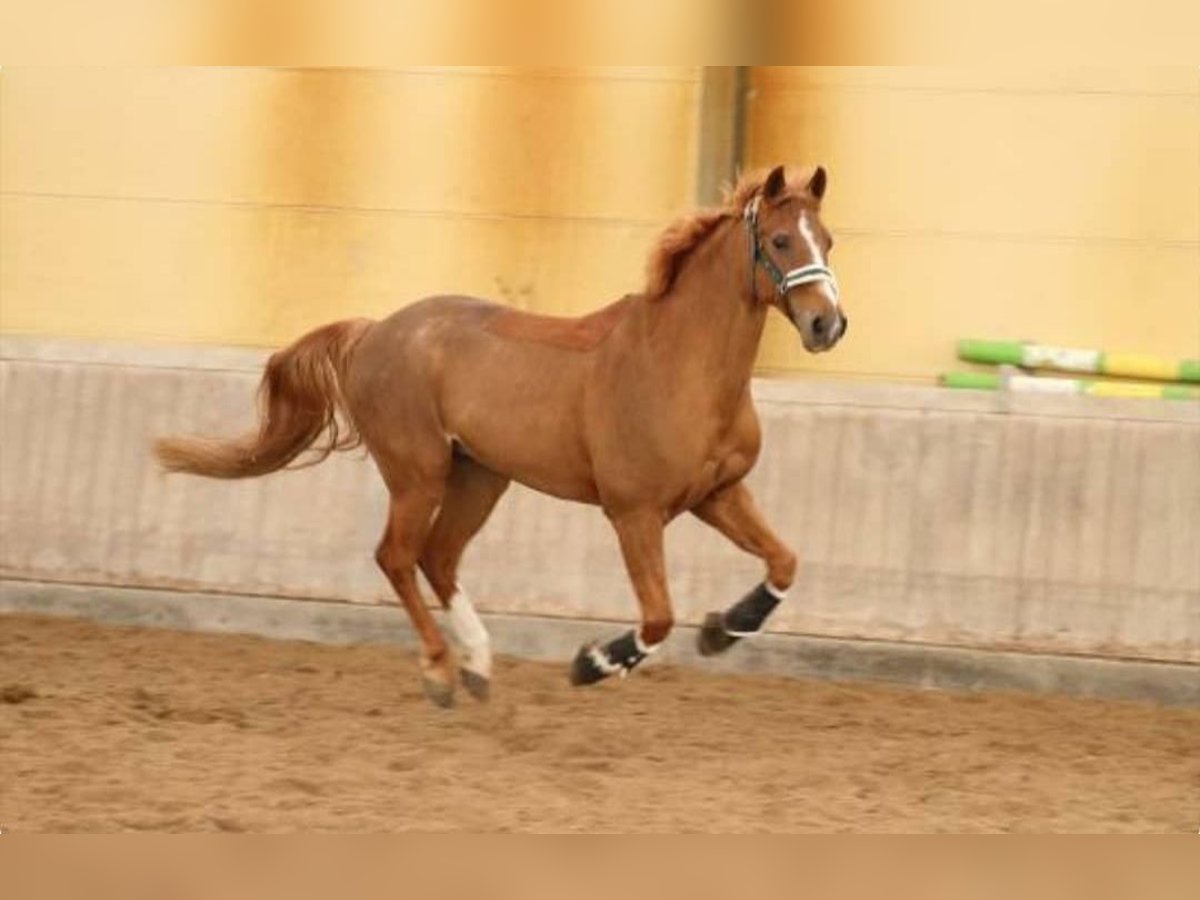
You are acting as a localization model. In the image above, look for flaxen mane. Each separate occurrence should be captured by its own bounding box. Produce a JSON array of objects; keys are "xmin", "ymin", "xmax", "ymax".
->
[{"xmin": 643, "ymin": 169, "xmax": 784, "ymax": 299}]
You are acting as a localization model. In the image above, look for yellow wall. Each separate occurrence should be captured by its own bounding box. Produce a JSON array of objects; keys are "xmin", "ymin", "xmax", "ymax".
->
[
  {"xmin": 3, "ymin": 66, "xmax": 1198, "ymax": 384},
  {"xmin": 746, "ymin": 67, "xmax": 1200, "ymax": 381},
  {"xmin": 1, "ymin": 66, "xmax": 700, "ymax": 346}
]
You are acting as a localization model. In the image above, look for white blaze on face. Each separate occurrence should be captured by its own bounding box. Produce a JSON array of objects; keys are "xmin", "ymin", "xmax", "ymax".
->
[{"xmin": 797, "ymin": 210, "xmax": 839, "ymax": 310}]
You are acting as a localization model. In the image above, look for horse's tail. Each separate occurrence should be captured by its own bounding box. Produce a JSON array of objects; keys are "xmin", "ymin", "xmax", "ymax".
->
[{"xmin": 153, "ymin": 318, "xmax": 372, "ymax": 479}]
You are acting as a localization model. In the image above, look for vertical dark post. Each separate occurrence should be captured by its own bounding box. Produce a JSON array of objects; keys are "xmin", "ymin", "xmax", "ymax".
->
[{"xmin": 695, "ymin": 66, "xmax": 748, "ymax": 205}]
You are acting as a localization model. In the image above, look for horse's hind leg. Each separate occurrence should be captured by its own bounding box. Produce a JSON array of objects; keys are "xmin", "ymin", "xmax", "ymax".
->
[
  {"xmin": 375, "ymin": 477, "xmax": 456, "ymax": 707},
  {"xmin": 418, "ymin": 454, "xmax": 510, "ymax": 701}
]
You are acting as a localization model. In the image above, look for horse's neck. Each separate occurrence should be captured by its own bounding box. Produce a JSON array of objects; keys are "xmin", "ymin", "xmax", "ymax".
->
[{"xmin": 641, "ymin": 219, "xmax": 767, "ymax": 417}]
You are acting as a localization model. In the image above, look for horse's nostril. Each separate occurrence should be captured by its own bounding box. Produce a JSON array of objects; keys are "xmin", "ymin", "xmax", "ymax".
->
[{"xmin": 811, "ymin": 315, "xmax": 826, "ymax": 336}]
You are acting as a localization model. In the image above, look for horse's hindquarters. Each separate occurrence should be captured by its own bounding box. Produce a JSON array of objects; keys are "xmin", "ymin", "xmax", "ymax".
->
[{"xmin": 350, "ymin": 298, "xmax": 602, "ymax": 505}]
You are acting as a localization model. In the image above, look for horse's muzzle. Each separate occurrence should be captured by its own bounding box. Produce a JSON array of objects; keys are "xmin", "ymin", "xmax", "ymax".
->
[{"xmin": 798, "ymin": 309, "xmax": 848, "ymax": 353}]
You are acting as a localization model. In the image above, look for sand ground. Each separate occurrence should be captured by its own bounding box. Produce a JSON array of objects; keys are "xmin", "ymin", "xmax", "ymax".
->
[{"xmin": 1, "ymin": 613, "xmax": 1197, "ymax": 832}]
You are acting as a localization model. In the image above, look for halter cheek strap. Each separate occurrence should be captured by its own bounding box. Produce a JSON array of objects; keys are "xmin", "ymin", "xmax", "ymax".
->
[{"xmin": 743, "ymin": 195, "xmax": 839, "ymax": 301}]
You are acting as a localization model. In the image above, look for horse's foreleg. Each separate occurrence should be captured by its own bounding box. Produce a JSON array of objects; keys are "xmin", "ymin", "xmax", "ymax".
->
[
  {"xmin": 691, "ymin": 481, "xmax": 797, "ymax": 656},
  {"xmin": 569, "ymin": 509, "xmax": 672, "ymax": 686}
]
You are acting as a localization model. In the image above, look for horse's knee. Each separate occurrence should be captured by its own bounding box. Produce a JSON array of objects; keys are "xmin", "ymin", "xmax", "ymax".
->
[
  {"xmin": 768, "ymin": 548, "xmax": 798, "ymax": 591},
  {"xmin": 374, "ymin": 543, "xmax": 394, "ymax": 575},
  {"xmin": 640, "ymin": 614, "xmax": 674, "ymax": 646},
  {"xmin": 375, "ymin": 542, "xmax": 414, "ymax": 580}
]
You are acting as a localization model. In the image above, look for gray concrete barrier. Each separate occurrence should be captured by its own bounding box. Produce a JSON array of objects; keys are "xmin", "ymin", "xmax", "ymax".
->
[{"xmin": 2, "ymin": 336, "xmax": 1198, "ymax": 666}]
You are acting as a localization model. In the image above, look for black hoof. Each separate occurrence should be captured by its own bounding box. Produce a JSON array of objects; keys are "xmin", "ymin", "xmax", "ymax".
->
[
  {"xmin": 697, "ymin": 612, "xmax": 740, "ymax": 657},
  {"xmin": 460, "ymin": 668, "xmax": 490, "ymax": 702},
  {"xmin": 569, "ymin": 643, "xmax": 614, "ymax": 686},
  {"xmin": 421, "ymin": 676, "xmax": 456, "ymax": 709}
]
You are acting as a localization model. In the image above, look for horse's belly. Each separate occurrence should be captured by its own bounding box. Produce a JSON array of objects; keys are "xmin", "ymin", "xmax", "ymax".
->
[
  {"xmin": 436, "ymin": 329, "xmax": 601, "ymax": 502},
  {"xmin": 458, "ymin": 431, "xmax": 600, "ymax": 505},
  {"xmin": 508, "ymin": 466, "xmax": 601, "ymax": 505},
  {"xmin": 446, "ymin": 394, "xmax": 599, "ymax": 504}
]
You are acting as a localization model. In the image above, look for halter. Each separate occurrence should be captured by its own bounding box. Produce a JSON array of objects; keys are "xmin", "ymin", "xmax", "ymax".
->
[{"xmin": 743, "ymin": 195, "xmax": 839, "ymax": 302}]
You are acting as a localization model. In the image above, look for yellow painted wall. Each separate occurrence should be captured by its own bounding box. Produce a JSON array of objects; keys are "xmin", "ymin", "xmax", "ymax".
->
[
  {"xmin": 746, "ymin": 67, "xmax": 1200, "ymax": 381},
  {"xmin": 4, "ymin": 66, "xmax": 1198, "ymax": 384},
  {"xmin": 1, "ymin": 66, "xmax": 700, "ymax": 346}
]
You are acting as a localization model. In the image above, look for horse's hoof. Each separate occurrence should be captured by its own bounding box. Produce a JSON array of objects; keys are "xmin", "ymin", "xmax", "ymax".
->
[
  {"xmin": 422, "ymin": 676, "xmax": 456, "ymax": 708},
  {"xmin": 569, "ymin": 643, "xmax": 613, "ymax": 686},
  {"xmin": 419, "ymin": 654, "xmax": 456, "ymax": 708},
  {"xmin": 697, "ymin": 612, "xmax": 740, "ymax": 657},
  {"xmin": 461, "ymin": 668, "xmax": 490, "ymax": 702}
]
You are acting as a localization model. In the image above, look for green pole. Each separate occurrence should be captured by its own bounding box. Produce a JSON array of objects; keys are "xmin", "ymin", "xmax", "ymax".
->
[{"xmin": 957, "ymin": 339, "xmax": 1199, "ymax": 384}]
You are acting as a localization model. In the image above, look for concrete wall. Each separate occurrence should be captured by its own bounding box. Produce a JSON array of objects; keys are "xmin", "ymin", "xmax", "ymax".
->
[{"xmin": 3, "ymin": 337, "xmax": 1197, "ymax": 664}]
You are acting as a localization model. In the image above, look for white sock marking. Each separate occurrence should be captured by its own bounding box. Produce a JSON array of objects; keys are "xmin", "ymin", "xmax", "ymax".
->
[{"xmin": 447, "ymin": 588, "xmax": 492, "ymax": 679}]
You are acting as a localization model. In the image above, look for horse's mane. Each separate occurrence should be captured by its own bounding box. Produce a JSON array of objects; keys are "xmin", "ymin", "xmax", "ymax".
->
[{"xmin": 643, "ymin": 170, "xmax": 775, "ymax": 300}]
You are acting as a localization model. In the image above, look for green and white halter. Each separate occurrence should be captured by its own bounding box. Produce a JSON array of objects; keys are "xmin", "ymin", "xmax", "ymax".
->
[{"xmin": 743, "ymin": 195, "xmax": 839, "ymax": 301}]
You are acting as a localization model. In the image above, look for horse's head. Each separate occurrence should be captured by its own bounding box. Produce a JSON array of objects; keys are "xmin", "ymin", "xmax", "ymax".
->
[{"xmin": 744, "ymin": 165, "xmax": 847, "ymax": 353}]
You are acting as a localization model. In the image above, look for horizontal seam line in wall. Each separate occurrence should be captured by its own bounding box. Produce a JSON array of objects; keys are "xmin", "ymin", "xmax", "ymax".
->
[
  {"xmin": 0, "ymin": 354, "xmax": 270, "ymax": 375},
  {"xmin": 266, "ymin": 66, "xmax": 703, "ymax": 84},
  {"xmin": 2, "ymin": 355, "xmax": 1194, "ymax": 424},
  {"xmin": 0, "ymin": 576, "xmax": 658, "ymax": 631},
  {"xmin": 757, "ymin": 399, "xmax": 1200, "ymax": 424},
  {"xmin": 755, "ymin": 372, "xmax": 1200, "ymax": 396},
  {"xmin": 7, "ymin": 191, "xmax": 1195, "ymax": 249},
  {"xmin": 834, "ymin": 226, "xmax": 1200, "ymax": 251},
  {"xmin": 748, "ymin": 84, "xmax": 1200, "ymax": 100},
  {"xmin": 3, "ymin": 577, "xmax": 1196, "ymax": 668},
  {"xmin": 0, "ymin": 573, "xmax": 384, "ymax": 610},
  {"xmin": 0, "ymin": 190, "xmax": 666, "ymax": 228},
  {"xmin": 11, "ymin": 188, "xmax": 1200, "ymax": 248}
]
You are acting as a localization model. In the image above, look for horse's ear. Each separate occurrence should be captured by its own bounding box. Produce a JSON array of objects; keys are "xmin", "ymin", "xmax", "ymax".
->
[
  {"xmin": 762, "ymin": 165, "xmax": 788, "ymax": 201},
  {"xmin": 807, "ymin": 166, "xmax": 828, "ymax": 201}
]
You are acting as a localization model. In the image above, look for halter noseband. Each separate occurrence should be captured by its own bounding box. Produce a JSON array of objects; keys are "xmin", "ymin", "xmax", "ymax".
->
[{"xmin": 743, "ymin": 195, "xmax": 839, "ymax": 302}]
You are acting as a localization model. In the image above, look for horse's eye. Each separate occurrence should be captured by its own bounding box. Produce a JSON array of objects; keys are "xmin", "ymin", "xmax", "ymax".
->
[{"xmin": 771, "ymin": 234, "xmax": 789, "ymax": 250}]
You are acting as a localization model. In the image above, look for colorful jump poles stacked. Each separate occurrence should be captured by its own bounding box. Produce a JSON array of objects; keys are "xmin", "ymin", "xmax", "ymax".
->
[
  {"xmin": 942, "ymin": 371, "xmax": 1199, "ymax": 400},
  {"xmin": 957, "ymin": 339, "xmax": 1200, "ymax": 383},
  {"xmin": 942, "ymin": 340, "xmax": 1200, "ymax": 401}
]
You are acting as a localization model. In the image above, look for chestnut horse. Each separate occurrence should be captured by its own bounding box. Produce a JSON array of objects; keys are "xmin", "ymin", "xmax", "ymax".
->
[{"xmin": 155, "ymin": 164, "xmax": 847, "ymax": 706}]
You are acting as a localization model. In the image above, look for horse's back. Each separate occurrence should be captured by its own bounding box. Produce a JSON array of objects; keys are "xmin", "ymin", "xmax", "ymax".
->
[
  {"xmin": 365, "ymin": 292, "xmax": 633, "ymax": 353},
  {"xmin": 375, "ymin": 294, "xmax": 503, "ymax": 334},
  {"xmin": 343, "ymin": 295, "xmax": 498, "ymax": 409},
  {"xmin": 484, "ymin": 295, "xmax": 633, "ymax": 352}
]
